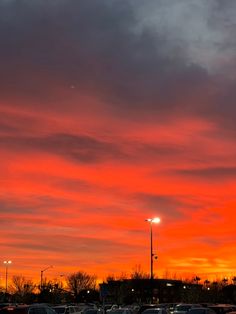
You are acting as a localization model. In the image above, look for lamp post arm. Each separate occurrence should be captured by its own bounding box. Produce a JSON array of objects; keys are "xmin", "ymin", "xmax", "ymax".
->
[
  {"xmin": 42, "ymin": 265, "xmax": 53, "ymax": 272},
  {"xmin": 40, "ymin": 265, "xmax": 53, "ymax": 291}
]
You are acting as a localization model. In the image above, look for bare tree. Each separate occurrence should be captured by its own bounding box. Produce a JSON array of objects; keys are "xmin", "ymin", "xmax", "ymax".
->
[
  {"xmin": 193, "ymin": 276, "xmax": 201, "ymax": 284},
  {"xmin": 66, "ymin": 271, "xmax": 97, "ymax": 298},
  {"xmin": 130, "ymin": 264, "xmax": 149, "ymax": 279},
  {"xmin": 11, "ymin": 275, "xmax": 34, "ymax": 296},
  {"xmin": 106, "ymin": 274, "xmax": 116, "ymax": 282},
  {"xmin": 232, "ymin": 276, "xmax": 236, "ymax": 285},
  {"xmin": 162, "ymin": 269, "xmax": 171, "ymax": 280},
  {"xmin": 162, "ymin": 269, "xmax": 180, "ymax": 280},
  {"xmin": 117, "ymin": 272, "xmax": 128, "ymax": 280}
]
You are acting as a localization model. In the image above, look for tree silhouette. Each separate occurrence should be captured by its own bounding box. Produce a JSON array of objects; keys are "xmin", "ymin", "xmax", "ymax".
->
[
  {"xmin": 66, "ymin": 271, "xmax": 97, "ymax": 300},
  {"xmin": 130, "ymin": 264, "xmax": 149, "ymax": 279},
  {"xmin": 193, "ymin": 276, "xmax": 201, "ymax": 284},
  {"xmin": 10, "ymin": 275, "xmax": 35, "ymax": 296}
]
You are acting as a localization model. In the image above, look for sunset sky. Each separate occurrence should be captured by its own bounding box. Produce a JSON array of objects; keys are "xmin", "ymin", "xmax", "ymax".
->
[{"xmin": 1, "ymin": 0, "xmax": 236, "ymax": 285}]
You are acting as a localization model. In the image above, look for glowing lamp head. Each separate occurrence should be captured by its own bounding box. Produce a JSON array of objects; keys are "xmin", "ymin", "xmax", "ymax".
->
[
  {"xmin": 146, "ymin": 217, "xmax": 161, "ymax": 223},
  {"xmin": 152, "ymin": 217, "xmax": 161, "ymax": 223}
]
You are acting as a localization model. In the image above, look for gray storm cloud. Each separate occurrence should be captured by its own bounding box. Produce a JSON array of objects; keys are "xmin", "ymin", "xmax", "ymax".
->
[
  {"xmin": 132, "ymin": 0, "xmax": 236, "ymax": 73},
  {"xmin": 0, "ymin": 0, "xmax": 235, "ymax": 127}
]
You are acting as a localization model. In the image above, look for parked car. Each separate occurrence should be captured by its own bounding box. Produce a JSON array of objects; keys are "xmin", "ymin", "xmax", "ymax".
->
[
  {"xmin": 173, "ymin": 304, "xmax": 202, "ymax": 314},
  {"xmin": 0, "ymin": 304, "xmax": 57, "ymax": 314},
  {"xmin": 139, "ymin": 305, "xmax": 162, "ymax": 314},
  {"xmin": 108, "ymin": 308, "xmax": 133, "ymax": 314},
  {"xmin": 188, "ymin": 307, "xmax": 217, "ymax": 314},
  {"xmin": 0, "ymin": 305, "xmax": 13, "ymax": 310},
  {"xmin": 142, "ymin": 308, "xmax": 168, "ymax": 314},
  {"xmin": 106, "ymin": 306, "xmax": 119, "ymax": 314},
  {"xmin": 77, "ymin": 304, "xmax": 98, "ymax": 314},
  {"xmin": 168, "ymin": 304, "xmax": 179, "ymax": 314},
  {"xmin": 83, "ymin": 309, "xmax": 99, "ymax": 314},
  {"xmin": 207, "ymin": 305, "xmax": 236, "ymax": 314},
  {"xmin": 52, "ymin": 306, "xmax": 81, "ymax": 314}
]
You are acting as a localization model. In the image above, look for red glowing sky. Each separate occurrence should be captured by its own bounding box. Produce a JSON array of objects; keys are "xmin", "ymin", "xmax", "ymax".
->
[{"xmin": 1, "ymin": 0, "xmax": 236, "ymax": 284}]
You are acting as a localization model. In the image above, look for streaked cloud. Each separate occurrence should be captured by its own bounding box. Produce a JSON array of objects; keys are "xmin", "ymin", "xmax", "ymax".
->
[{"xmin": 170, "ymin": 166, "xmax": 236, "ymax": 180}]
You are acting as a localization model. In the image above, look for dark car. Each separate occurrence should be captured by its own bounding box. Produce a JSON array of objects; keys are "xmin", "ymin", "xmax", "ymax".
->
[
  {"xmin": 207, "ymin": 305, "xmax": 236, "ymax": 314},
  {"xmin": 0, "ymin": 304, "xmax": 57, "ymax": 314},
  {"xmin": 0, "ymin": 305, "xmax": 12, "ymax": 310},
  {"xmin": 52, "ymin": 306, "xmax": 80, "ymax": 314},
  {"xmin": 173, "ymin": 304, "xmax": 202, "ymax": 314},
  {"xmin": 188, "ymin": 308, "xmax": 217, "ymax": 314},
  {"xmin": 83, "ymin": 310, "xmax": 100, "ymax": 314},
  {"xmin": 142, "ymin": 308, "xmax": 168, "ymax": 314},
  {"xmin": 139, "ymin": 305, "xmax": 162, "ymax": 314}
]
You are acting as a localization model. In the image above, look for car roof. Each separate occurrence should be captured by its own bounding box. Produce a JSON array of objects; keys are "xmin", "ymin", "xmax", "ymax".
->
[
  {"xmin": 176, "ymin": 304, "xmax": 201, "ymax": 306},
  {"xmin": 143, "ymin": 310, "xmax": 163, "ymax": 312},
  {"xmin": 53, "ymin": 306, "xmax": 68, "ymax": 308},
  {"xmin": 145, "ymin": 307, "xmax": 164, "ymax": 311},
  {"xmin": 0, "ymin": 305, "xmax": 53, "ymax": 313},
  {"xmin": 209, "ymin": 305, "xmax": 235, "ymax": 307},
  {"xmin": 4, "ymin": 305, "xmax": 51, "ymax": 309}
]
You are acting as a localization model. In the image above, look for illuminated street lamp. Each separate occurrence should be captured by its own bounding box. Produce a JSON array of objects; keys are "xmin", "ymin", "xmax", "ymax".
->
[
  {"xmin": 3, "ymin": 260, "xmax": 12, "ymax": 293},
  {"xmin": 40, "ymin": 265, "xmax": 53, "ymax": 290},
  {"xmin": 145, "ymin": 217, "xmax": 161, "ymax": 280}
]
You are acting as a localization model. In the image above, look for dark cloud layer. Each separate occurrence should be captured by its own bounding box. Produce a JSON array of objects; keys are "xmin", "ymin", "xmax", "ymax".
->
[
  {"xmin": 0, "ymin": 195, "xmax": 71, "ymax": 215},
  {"xmin": 171, "ymin": 166, "xmax": 236, "ymax": 181},
  {"xmin": 0, "ymin": 131, "xmax": 188, "ymax": 164},
  {"xmin": 133, "ymin": 192, "xmax": 210, "ymax": 222},
  {"xmin": 134, "ymin": 193, "xmax": 185, "ymax": 219},
  {"xmin": 0, "ymin": 133, "xmax": 126, "ymax": 162},
  {"xmin": 3, "ymin": 232, "xmax": 138, "ymax": 256},
  {"xmin": 0, "ymin": 0, "xmax": 208, "ymax": 116},
  {"xmin": 0, "ymin": 0, "xmax": 236, "ymax": 130}
]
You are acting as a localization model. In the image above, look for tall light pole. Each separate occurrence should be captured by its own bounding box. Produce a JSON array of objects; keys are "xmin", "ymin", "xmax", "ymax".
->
[
  {"xmin": 40, "ymin": 265, "xmax": 53, "ymax": 291},
  {"xmin": 145, "ymin": 217, "xmax": 160, "ymax": 303},
  {"xmin": 145, "ymin": 218, "xmax": 160, "ymax": 280},
  {"xmin": 3, "ymin": 260, "xmax": 12, "ymax": 293}
]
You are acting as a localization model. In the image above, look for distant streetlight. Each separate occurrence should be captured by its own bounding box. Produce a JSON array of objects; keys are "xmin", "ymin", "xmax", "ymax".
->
[
  {"xmin": 3, "ymin": 260, "xmax": 12, "ymax": 293},
  {"xmin": 145, "ymin": 217, "xmax": 161, "ymax": 280},
  {"xmin": 40, "ymin": 265, "xmax": 53, "ymax": 290}
]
